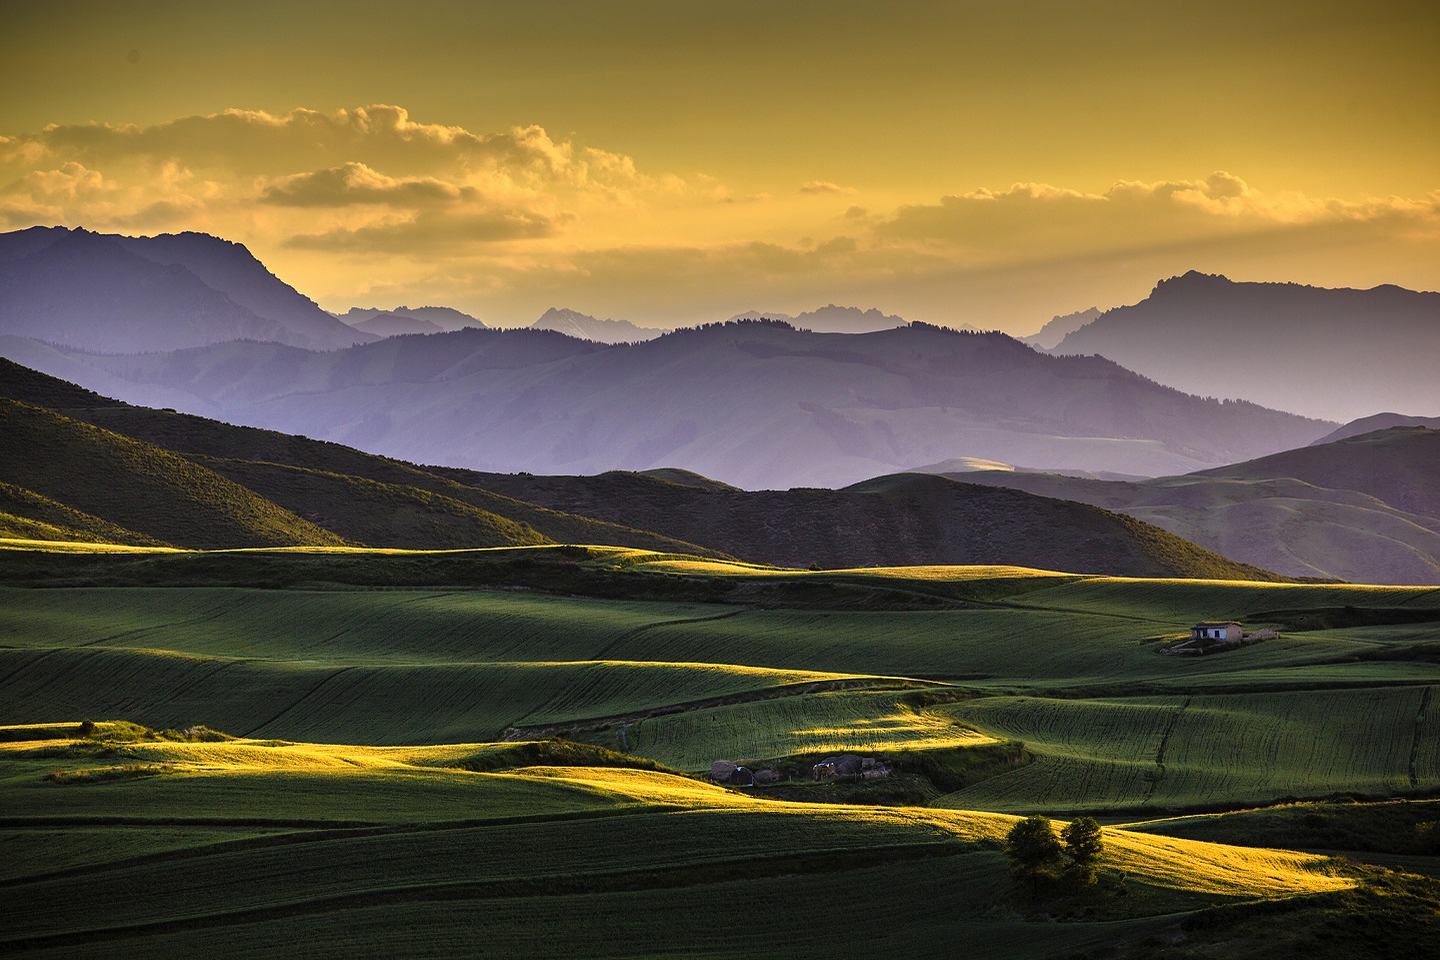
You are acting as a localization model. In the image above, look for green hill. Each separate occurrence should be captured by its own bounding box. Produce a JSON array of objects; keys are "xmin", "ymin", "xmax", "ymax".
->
[
  {"xmin": 0, "ymin": 357, "xmax": 719, "ymax": 556},
  {"xmin": 0, "ymin": 358, "xmax": 1278, "ymax": 578},
  {"xmin": 463, "ymin": 469, "xmax": 1283, "ymax": 580},
  {"xmin": 947, "ymin": 428, "xmax": 1440, "ymax": 583},
  {"xmin": 0, "ymin": 401, "xmax": 346, "ymax": 549}
]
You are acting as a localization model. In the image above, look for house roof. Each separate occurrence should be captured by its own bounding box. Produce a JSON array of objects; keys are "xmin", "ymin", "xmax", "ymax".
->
[{"xmin": 1192, "ymin": 621, "xmax": 1242, "ymax": 628}]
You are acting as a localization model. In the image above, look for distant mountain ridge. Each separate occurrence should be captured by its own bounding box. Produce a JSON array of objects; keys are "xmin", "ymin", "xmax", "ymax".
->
[
  {"xmin": 1, "ymin": 318, "xmax": 1334, "ymax": 488},
  {"xmin": 1022, "ymin": 307, "xmax": 1101, "ymax": 350},
  {"xmin": 341, "ymin": 309, "xmax": 444, "ymax": 337},
  {"xmin": 530, "ymin": 307, "xmax": 664, "ymax": 343},
  {"xmin": 341, "ymin": 305, "xmax": 486, "ymax": 335},
  {"xmin": 728, "ymin": 304, "xmax": 908, "ymax": 334},
  {"xmin": 1053, "ymin": 271, "xmax": 1440, "ymax": 422},
  {"xmin": 0, "ymin": 226, "xmax": 371, "ymax": 352}
]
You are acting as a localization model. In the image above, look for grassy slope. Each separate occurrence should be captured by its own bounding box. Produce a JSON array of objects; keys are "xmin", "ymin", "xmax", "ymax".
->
[
  {"xmin": 954, "ymin": 427, "xmax": 1440, "ymax": 583},
  {"xmin": 0, "ymin": 481, "xmax": 166, "ymax": 546},
  {"xmin": 0, "ymin": 725, "xmax": 1352, "ymax": 960},
  {"xmin": 0, "ymin": 401, "xmax": 346, "ymax": 549},
  {"xmin": 1, "ymin": 549, "xmax": 1435, "ymax": 956},
  {"xmin": 0, "ymin": 356, "xmax": 725, "ymax": 556},
  {"xmin": 458, "ymin": 469, "xmax": 1284, "ymax": 579}
]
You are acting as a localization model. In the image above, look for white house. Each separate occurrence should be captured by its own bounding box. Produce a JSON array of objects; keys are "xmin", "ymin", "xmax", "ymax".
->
[{"xmin": 1190, "ymin": 621, "xmax": 1242, "ymax": 643}]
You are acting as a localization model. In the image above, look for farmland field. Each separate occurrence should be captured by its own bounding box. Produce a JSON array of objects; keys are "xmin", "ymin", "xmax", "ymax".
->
[{"xmin": 1, "ymin": 543, "xmax": 1437, "ymax": 956}]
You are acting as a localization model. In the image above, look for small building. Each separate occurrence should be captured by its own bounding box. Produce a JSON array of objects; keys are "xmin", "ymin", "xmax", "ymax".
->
[{"xmin": 1190, "ymin": 621, "xmax": 1242, "ymax": 643}]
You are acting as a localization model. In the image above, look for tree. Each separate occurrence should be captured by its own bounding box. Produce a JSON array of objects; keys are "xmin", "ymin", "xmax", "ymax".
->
[
  {"xmin": 1062, "ymin": 817, "xmax": 1104, "ymax": 866},
  {"xmin": 1061, "ymin": 816, "xmax": 1105, "ymax": 885},
  {"xmin": 1005, "ymin": 815, "xmax": 1064, "ymax": 878}
]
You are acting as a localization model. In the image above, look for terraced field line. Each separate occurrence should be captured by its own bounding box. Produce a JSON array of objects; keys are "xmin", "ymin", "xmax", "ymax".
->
[
  {"xmin": 1143, "ymin": 695, "xmax": 1192, "ymax": 805},
  {"xmin": 1409, "ymin": 686, "xmax": 1434, "ymax": 789},
  {"xmin": 239, "ymin": 666, "xmax": 358, "ymax": 738},
  {"xmin": 0, "ymin": 842, "xmax": 965, "ymax": 953},
  {"xmin": 77, "ymin": 605, "xmax": 241, "ymax": 648},
  {"xmin": 584, "ymin": 608, "xmax": 749, "ymax": 663},
  {"xmin": 0, "ymin": 805, "xmax": 686, "ymax": 889}
]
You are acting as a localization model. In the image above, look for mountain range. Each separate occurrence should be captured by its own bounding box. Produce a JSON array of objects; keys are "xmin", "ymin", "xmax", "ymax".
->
[
  {"xmin": 1021, "ymin": 307, "xmax": 1102, "ymax": 350},
  {"xmin": 1052, "ymin": 271, "xmax": 1440, "ymax": 422},
  {"xmin": 0, "ymin": 226, "xmax": 370, "ymax": 351},
  {"xmin": 528, "ymin": 307, "xmax": 666, "ymax": 343},
  {"xmin": 340, "ymin": 305, "xmax": 487, "ymax": 337},
  {"xmin": 0, "ymin": 319, "xmax": 1333, "ymax": 488},
  {"xmin": 0, "ymin": 356, "xmax": 1278, "ymax": 579},
  {"xmin": 728, "ymin": 304, "xmax": 909, "ymax": 334}
]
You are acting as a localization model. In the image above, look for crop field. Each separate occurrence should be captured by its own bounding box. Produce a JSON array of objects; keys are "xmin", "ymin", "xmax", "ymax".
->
[
  {"xmin": 585, "ymin": 689, "xmax": 998, "ymax": 769},
  {"xmin": 2, "ymin": 545, "xmax": 1437, "ymax": 956},
  {"xmin": 937, "ymin": 686, "xmax": 1439, "ymax": 813},
  {"xmin": 0, "ymin": 723, "xmax": 1352, "ymax": 959}
]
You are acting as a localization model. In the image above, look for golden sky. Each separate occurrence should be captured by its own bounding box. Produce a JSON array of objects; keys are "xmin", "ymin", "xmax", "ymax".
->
[{"xmin": 3, "ymin": 0, "xmax": 1438, "ymax": 330}]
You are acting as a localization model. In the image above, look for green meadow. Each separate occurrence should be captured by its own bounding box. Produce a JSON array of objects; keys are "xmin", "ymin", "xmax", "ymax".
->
[{"xmin": 2, "ymin": 542, "xmax": 1437, "ymax": 956}]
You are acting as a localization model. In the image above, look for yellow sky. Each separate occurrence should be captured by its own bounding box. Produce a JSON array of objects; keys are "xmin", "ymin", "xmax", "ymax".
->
[{"xmin": 2, "ymin": 0, "xmax": 1438, "ymax": 330}]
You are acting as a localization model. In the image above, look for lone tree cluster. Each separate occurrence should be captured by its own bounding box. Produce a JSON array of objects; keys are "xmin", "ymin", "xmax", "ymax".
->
[{"xmin": 1004, "ymin": 815, "xmax": 1104, "ymax": 890}]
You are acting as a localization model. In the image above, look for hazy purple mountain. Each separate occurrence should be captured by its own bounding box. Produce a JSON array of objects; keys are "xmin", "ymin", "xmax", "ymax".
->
[
  {"xmin": 1021, "ymin": 307, "xmax": 1101, "ymax": 350},
  {"xmin": 0, "ymin": 227, "xmax": 370, "ymax": 352},
  {"xmin": 343, "ymin": 304, "xmax": 486, "ymax": 333},
  {"xmin": 1311, "ymin": 412, "xmax": 1440, "ymax": 445},
  {"xmin": 1053, "ymin": 272, "xmax": 1440, "ymax": 422},
  {"xmin": 341, "ymin": 309, "xmax": 444, "ymax": 338},
  {"xmin": 1, "ymin": 319, "xmax": 1332, "ymax": 489},
  {"xmin": 728, "ymin": 305, "xmax": 907, "ymax": 334},
  {"xmin": 530, "ymin": 307, "xmax": 664, "ymax": 343}
]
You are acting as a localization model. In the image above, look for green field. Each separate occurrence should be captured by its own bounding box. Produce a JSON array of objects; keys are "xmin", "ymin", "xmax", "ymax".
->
[{"xmin": 2, "ymin": 543, "xmax": 1437, "ymax": 956}]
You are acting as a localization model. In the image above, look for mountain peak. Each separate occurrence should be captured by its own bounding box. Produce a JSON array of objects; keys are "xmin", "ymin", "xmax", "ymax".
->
[{"xmin": 530, "ymin": 307, "xmax": 664, "ymax": 343}]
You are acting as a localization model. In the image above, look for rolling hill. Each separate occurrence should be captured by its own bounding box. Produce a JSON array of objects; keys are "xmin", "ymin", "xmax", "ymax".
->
[
  {"xmin": 0, "ymin": 226, "xmax": 370, "ymax": 351},
  {"xmin": 1052, "ymin": 271, "xmax": 1440, "ymax": 422},
  {"xmin": 0, "ymin": 358, "xmax": 1281, "ymax": 577},
  {"xmin": 0, "ymin": 317, "xmax": 1335, "ymax": 487},
  {"xmin": 1312, "ymin": 412, "xmax": 1440, "ymax": 445},
  {"xmin": 461, "ymin": 469, "xmax": 1281, "ymax": 579},
  {"xmin": 945, "ymin": 427, "xmax": 1440, "ymax": 583}
]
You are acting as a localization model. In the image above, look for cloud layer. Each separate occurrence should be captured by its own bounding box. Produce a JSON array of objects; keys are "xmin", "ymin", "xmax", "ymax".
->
[{"xmin": 2, "ymin": 104, "xmax": 1437, "ymax": 330}]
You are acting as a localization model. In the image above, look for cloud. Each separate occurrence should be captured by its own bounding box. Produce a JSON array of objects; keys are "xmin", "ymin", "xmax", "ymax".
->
[
  {"xmin": 286, "ymin": 208, "xmax": 562, "ymax": 251},
  {"xmin": 260, "ymin": 162, "xmax": 470, "ymax": 207},
  {"xmin": 874, "ymin": 172, "xmax": 1440, "ymax": 265},
  {"xmin": 799, "ymin": 180, "xmax": 856, "ymax": 195}
]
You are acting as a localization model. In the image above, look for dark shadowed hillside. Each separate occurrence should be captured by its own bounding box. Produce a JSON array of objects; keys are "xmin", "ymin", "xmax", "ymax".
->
[
  {"xmin": 1053, "ymin": 272, "xmax": 1440, "ymax": 422},
  {"xmin": 0, "ymin": 399, "xmax": 347, "ymax": 548},
  {"xmin": 0, "ymin": 357, "xmax": 715, "ymax": 555},
  {"xmin": 457, "ymin": 468, "xmax": 1282, "ymax": 579},
  {"xmin": 947, "ymin": 428, "xmax": 1440, "ymax": 583},
  {"xmin": 0, "ymin": 357, "xmax": 1279, "ymax": 577},
  {"xmin": 1, "ymin": 319, "xmax": 1333, "ymax": 487},
  {"xmin": 0, "ymin": 226, "xmax": 369, "ymax": 351}
]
